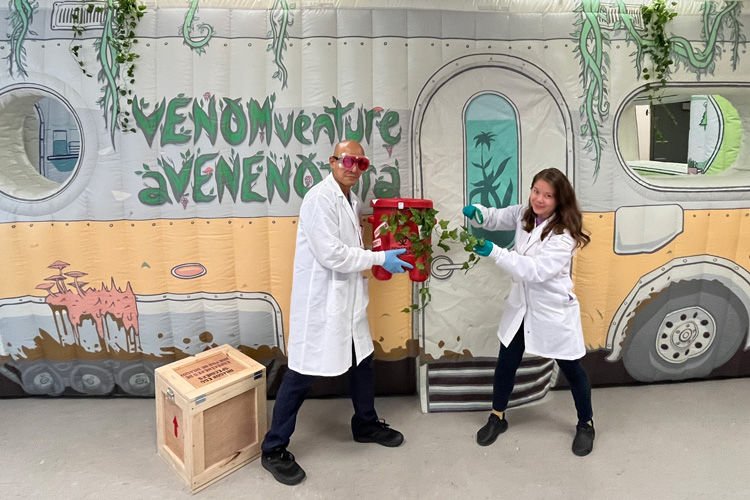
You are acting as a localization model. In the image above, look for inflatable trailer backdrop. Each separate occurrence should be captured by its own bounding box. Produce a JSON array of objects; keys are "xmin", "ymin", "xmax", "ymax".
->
[{"xmin": 1, "ymin": 0, "xmax": 749, "ymax": 412}]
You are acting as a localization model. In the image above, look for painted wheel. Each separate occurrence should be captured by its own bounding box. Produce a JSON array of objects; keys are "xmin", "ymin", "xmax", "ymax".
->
[
  {"xmin": 116, "ymin": 363, "xmax": 154, "ymax": 396},
  {"xmin": 622, "ymin": 280, "xmax": 748, "ymax": 382},
  {"xmin": 69, "ymin": 364, "xmax": 115, "ymax": 395},
  {"xmin": 20, "ymin": 363, "xmax": 65, "ymax": 396}
]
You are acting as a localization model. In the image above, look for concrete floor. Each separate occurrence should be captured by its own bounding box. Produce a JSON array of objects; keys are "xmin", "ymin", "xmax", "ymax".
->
[{"xmin": 1, "ymin": 378, "xmax": 749, "ymax": 500}]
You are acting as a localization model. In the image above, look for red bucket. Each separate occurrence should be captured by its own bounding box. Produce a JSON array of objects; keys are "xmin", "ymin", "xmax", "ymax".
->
[{"xmin": 368, "ymin": 198, "xmax": 433, "ymax": 282}]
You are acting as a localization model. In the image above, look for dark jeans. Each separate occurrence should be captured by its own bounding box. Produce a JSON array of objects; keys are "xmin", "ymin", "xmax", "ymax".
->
[
  {"xmin": 261, "ymin": 351, "xmax": 378, "ymax": 452},
  {"xmin": 492, "ymin": 323, "xmax": 593, "ymax": 424}
]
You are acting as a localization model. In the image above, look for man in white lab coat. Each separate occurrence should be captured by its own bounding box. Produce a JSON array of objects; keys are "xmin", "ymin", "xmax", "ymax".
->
[{"xmin": 260, "ymin": 140, "xmax": 412, "ymax": 486}]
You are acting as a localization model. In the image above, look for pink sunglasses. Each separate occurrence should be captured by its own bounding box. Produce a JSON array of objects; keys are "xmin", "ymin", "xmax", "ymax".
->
[{"xmin": 332, "ymin": 154, "xmax": 370, "ymax": 171}]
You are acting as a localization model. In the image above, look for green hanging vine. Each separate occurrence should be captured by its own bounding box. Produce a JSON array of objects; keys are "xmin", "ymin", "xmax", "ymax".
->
[
  {"xmin": 379, "ymin": 208, "xmax": 483, "ymax": 312},
  {"xmin": 70, "ymin": 0, "xmax": 147, "ymax": 143},
  {"xmin": 640, "ymin": 0, "xmax": 678, "ymax": 100}
]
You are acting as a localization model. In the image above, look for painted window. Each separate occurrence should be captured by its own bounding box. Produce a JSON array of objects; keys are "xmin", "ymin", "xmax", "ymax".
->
[
  {"xmin": 0, "ymin": 89, "xmax": 79, "ymax": 201},
  {"xmin": 464, "ymin": 93, "xmax": 519, "ymax": 248},
  {"xmin": 618, "ymin": 87, "xmax": 747, "ymax": 190},
  {"xmin": 36, "ymin": 97, "xmax": 80, "ymax": 184}
]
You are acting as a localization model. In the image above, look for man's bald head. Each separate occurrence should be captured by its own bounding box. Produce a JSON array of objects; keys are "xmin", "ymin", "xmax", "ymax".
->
[
  {"xmin": 329, "ymin": 140, "xmax": 367, "ymax": 196},
  {"xmin": 333, "ymin": 140, "xmax": 365, "ymax": 158}
]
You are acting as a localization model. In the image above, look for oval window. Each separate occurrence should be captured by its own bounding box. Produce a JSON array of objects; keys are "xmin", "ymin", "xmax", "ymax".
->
[
  {"xmin": 0, "ymin": 87, "xmax": 82, "ymax": 201},
  {"xmin": 616, "ymin": 86, "xmax": 748, "ymax": 190}
]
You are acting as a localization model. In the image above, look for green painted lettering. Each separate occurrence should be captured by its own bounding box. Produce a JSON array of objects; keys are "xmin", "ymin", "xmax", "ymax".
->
[
  {"xmin": 138, "ymin": 171, "xmax": 172, "ymax": 205},
  {"xmin": 365, "ymin": 108, "xmax": 382, "ymax": 145},
  {"xmin": 215, "ymin": 154, "xmax": 240, "ymax": 203},
  {"xmin": 161, "ymin": 96, "xmax": 192, "ymax": 146},
  {"xmin": 312, "ymin": 114, "xmax": 335, "ymax": 145},
  {"xmin": 293, "ymin": 153, "xmax": 323, "ymax": 198},
  {"xmin": 221, "ymin": 98, "xmax": 248, "ymax": 146},
  {"xmin": 374, "ymin": 164, "xmax": 401, "ymax": 198},
  {"xmin": 162, "ymin": 154, "xmax": 193, "ymax": 201},
  {"xmin": 345, "ymin": 108, "xmax": 365, "ymax": 143},
  {"xmin": 193, "ymin": 97, "xmax": 218, "ymax": 145},
  {"xmin": 132, "ymin": 97, "xmax": 166, "ymax": 148},
  {"xmin": 294, "ymin": 111, "xmax": 312, "ymax": 145},
  {"xmin": 377, "ymin": 110, "xmax": 401, "ymax": 146},
  {"xmin": 274, "ymin": 111, "xmax": 295, "ymax": 147},
  {"xmin": 241, "ymin": 153, "xmax": 266, "ymax": 203},
  {"xmin": 248, "ymin": 96, "xmax": 274, "ymax": 145},
  {"xmin": 323, "ymin": 97, "xmax": 354, "ymax": 143},
  {"xmin": 266, "ymin": 154, "xmax": 292, "ymax": 203},
  {"xmin": 192, "ymin": 152, "xmax": 219, "ymax": 203}
]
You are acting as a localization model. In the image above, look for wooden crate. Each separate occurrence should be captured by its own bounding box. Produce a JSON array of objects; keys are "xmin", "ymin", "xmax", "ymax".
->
[{"xmin": 155, "ymin": 344, "xmax": 267, "ymax": 493}]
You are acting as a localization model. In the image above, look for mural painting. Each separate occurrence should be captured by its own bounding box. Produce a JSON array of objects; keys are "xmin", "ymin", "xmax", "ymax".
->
[{"xmin": 0, "ymin": 1, "xmax": 748, "ymax": 414}]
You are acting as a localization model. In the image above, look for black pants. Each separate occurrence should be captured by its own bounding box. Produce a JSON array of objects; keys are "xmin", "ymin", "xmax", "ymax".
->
[
  {"xmin": 492, "ymin": 323, "xmax": 593, "ymax": 424},
  {"xmin": 261, "ymin": 351, "xmax": 378, "ymax": 452}
]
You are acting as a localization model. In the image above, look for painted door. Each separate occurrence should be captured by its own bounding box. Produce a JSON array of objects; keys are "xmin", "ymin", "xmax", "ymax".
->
[{"xmin": 414, "ymin": 57, "xmax": 574, "ymax": 366}]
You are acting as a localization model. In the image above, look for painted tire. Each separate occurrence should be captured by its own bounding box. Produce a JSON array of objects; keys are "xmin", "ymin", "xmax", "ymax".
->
[
  {"xmin": 69, "ymin": 364, "xmax": 115, "ymax": 395},
  {"xmin": 116, "ymin": 363, "xmax": 154, "ymax": 396},
  {"xmin": 20, "ymin": 362, "xmax": 66, "ymax": 396},
  {"xmin": 622, "ymin": 280, "xmax": 747, "ymax": 382}
]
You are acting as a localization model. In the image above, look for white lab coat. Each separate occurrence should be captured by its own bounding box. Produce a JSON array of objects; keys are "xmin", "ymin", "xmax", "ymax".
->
[
  {"xmin": 473, "ymin": 204, "xmax": 585, "ymax": 360},
  {"xmin": 288, "ymin": 174, "xmax": 386, "ymax": 376}
]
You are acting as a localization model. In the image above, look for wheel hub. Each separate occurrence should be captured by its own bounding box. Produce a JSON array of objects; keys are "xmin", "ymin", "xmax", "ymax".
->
[
  {"xmin": 656, "ymin": 306, "xmax": 716, "ymax": 364},
  {"xmin": 33, "ymin": 372, "xmax": 54, "ymax": 389},
  {"xmin": 129, "ymin": 373, "xmax": 150, "ymax": 389},
  {"xmin": 82, "ymin": 374, "xmax": 102, "ymax": 388}
]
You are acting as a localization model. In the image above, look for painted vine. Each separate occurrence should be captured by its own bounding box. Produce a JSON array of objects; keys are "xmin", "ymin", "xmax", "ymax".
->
[
  {"xmin": 574, "ymin": 0, "xmax": 746, "ymax": 181},
  {"xmin": 70, "ymin": 0, "xmax": 147, "ymax": 144}
]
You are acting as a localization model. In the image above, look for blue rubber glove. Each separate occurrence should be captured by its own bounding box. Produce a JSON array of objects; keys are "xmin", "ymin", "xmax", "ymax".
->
[
  {"xmin": 473, "ymin": 240, "xmax": 494, "ymax": 257},
  {"xmin": 382, "ymin": 248, "xmax": 414, "ymax": 274},
  {"xmin": 462, "ymin": 205, "xmax": 483, "ymax": 223}
]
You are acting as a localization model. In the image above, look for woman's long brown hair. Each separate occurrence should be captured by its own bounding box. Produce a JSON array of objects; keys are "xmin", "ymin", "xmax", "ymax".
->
[{"xmin": 521, "ymin": 168, "xmax": 590, "ymax": 249}]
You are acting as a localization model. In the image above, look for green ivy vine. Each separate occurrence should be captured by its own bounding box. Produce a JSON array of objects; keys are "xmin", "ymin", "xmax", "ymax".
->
[
  {"xmin": 70, "ymin": 0, "xmax": 147, "ymax": 141},
  {"xmin": 640, "ymin": 0, "xmax": 678, "ymax": 100},
  {"xmin": 379, "ymin": 208, "xmax": 484, "ymax": 312}
]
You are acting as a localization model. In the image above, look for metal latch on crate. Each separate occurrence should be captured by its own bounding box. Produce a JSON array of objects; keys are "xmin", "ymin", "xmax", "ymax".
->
[
  {"xmin": 166, "ymin": 387, "xmax": 175, "ymax": 402},
  {"xmin": 253, "ymin": 370, "xmax": 263, "ymax": 380}
]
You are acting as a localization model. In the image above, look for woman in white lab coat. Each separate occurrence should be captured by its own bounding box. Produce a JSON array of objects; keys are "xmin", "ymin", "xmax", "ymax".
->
[{"xmin": 463, "ymin": 167, "xmax": 595, "ymax": 456}]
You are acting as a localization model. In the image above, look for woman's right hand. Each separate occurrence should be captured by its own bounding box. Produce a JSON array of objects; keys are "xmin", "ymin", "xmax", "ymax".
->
[{"xmin": 474, "ymin": 240, "xmax": 494, "ymax": 257}]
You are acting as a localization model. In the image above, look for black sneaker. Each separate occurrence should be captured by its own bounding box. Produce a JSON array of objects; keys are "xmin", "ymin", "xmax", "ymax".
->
[
  {"xmin": 476, "ymin": 413, "xmax": 508, "ymax": 446},
  {"xmin": 572, "ymin": 422, "xmax": 595, "ymax": 456},
  {"xmin": 353, "ymin": 419, "xmax": 404, "ymax": 447},
  {"xmin": 261, "ymin": 447, "xmax": 306, "ymax": 485}
]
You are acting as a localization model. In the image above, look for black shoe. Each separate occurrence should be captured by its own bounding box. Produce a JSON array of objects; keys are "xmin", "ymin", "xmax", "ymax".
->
[
  {"xmin": 572, "ymin": 422, "xmax": 595, "ymax": 456},
  {"xmin": 261, "ymin": 447, "xmax": 306, "ymax": 485},
  {"xmin": 353, "ymin": 419, "xmax": 404, "ymax": 447},
  {"xmin": 476, "ymin": 413, "xmax": 508, "ymax": 446}
]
